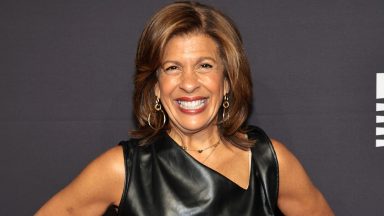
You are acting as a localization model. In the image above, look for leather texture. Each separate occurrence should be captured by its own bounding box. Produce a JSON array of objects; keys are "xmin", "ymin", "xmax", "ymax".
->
[{"xmin": 117, "ymin": 126, "xmax": 281, "ymax": 216}]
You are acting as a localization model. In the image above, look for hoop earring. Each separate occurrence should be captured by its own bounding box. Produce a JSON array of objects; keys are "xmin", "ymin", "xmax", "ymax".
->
[
  {"xmin": 222, "ymin": 94, "xmax": 230, "ymax": 122},
  {"xmin": 147, "ymin": 97, "xmax": 166, "ymax": 130}
]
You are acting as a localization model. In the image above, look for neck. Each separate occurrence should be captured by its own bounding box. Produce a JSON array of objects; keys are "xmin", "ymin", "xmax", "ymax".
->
[{"xmin": 167, "ymin": 125, "xmax": 221, "ymax": 150}]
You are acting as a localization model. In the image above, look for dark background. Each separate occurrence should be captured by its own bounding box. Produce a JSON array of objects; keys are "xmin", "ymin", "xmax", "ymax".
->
[{"xmin": 1, "ymin": 0, "xmax": 383, "ymax": 215}]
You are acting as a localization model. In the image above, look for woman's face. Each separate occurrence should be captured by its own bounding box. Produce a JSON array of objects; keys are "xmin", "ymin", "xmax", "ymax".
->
[{"xmin": 155, "ymin": 34, "xmax": 229, "ymax": 135}]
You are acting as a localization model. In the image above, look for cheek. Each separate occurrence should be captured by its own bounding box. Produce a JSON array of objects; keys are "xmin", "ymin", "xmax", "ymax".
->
[
  {"xmin": 158, "ymin": 76, "xmax": 178, "ymax": 96},
  {"xmin": 203, "ymin": 75, "xmax": 225, "ymax": 92}
]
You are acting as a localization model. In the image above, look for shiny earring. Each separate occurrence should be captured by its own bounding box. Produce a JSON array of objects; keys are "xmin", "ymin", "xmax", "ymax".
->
[
  {"xmin": 147, "ymin": 97, "xmax": 166, "ymax": 130},
  {"xmin": 222, "ymin": 94, "xmax": 230, "ymax": 122}
]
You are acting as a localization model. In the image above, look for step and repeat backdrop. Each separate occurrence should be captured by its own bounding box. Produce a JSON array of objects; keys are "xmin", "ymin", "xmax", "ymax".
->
[{"xmin": 1, "ymin": 0, "xmax": 383, "ymax": 215}]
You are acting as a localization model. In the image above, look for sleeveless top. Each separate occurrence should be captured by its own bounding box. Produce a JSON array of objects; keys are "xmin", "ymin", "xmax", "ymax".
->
[{"xmin": 116, "ymin": 126, "xmax": 282, "ymax": 216}]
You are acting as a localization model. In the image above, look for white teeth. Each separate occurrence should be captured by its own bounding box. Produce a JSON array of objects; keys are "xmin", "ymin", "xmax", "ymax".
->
[{"xmin": 177, "ymin": 99, "xmax": 206, "ymax": 110}]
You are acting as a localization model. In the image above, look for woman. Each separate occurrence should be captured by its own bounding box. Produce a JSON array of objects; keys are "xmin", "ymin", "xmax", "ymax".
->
[{"xmin": 36, "ymin": 2, "xmax": 334, "ymax": 215}]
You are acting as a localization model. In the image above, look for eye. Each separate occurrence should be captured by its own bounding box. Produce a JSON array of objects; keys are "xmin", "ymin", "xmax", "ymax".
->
[
  {"xmin": 162, "ymin": 65, "xmax": 182, "ymax": 75},
  {"xmin": 200, "ymin": 63, "xmax": 213, "ymax": 69},
  {"xmin": 165, "ymin": 65, "xmax": 178, "ymax": 71}
]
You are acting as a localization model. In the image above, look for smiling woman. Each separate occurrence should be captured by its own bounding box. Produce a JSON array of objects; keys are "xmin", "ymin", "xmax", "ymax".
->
[
  {"xmin": 155, "ymin": 34, "xmax": 229, "ymax": 137},
  {"xmin": 35, "ymin": 1, "xmax": 334, "ymax": 216},
  {"xmin": 131, "ymin": 1, "xmax": 254, "ymax": 149}
]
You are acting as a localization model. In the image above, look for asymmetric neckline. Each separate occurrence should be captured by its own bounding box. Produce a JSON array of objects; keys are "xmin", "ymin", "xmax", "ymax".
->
[
  {"xmin": 117, "ymin": 125, "xmax": 281, "ymax": 215},
  {"xmin": 163, "ymin": 132, "xmax": 253, "ymax": 190}
]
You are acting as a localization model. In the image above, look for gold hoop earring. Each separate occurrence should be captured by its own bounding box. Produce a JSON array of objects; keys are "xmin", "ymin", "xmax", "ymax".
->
[
  {"xmin": 147, "ymin": 97, "xmax": 166, "ymax": 130},
  {"xmin": 222, "ymin": 94, "xmax": 230, "ymax": 122}
]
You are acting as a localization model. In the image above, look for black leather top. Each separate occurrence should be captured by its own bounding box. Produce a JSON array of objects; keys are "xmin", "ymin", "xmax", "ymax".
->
[{"xmin": 117, "ymin": 126, "xmax": 281, "ymax": 216}]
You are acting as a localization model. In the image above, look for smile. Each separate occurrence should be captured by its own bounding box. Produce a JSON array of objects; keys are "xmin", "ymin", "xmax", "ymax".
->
[
  {"xmin": 177, "ymin": 99, "xmax": 206, "ymax": 110},
  {"xmin": 175, "ymin": 97, "xmax": 208, "ymax": 114}
]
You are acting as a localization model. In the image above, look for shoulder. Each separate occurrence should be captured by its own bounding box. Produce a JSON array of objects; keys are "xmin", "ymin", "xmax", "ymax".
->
[
  {"xmin": 245, "ymin": 126, "xmax": 333, "ymax": 215},
  {"xmin": 269, "ymin": 139, "xmax": 334, "ymax": 215},
  {"xmin": 69, "ymin": 145, "xmax": 126, "ymax": 190},
  {"xmin": 269, "ymin": 138, "xmax": 310, "ymax": 191},
  {"xmin": 60, "ymin": 145, "xmax": 126, "ymax": 204},
  {"xmin": 269, "ymin": 139, "xmax": 294, "ymax": 168},
  {"xmin": 36, "ymin": 145, "xmax": 125, "ymax": 215},
  {"xmin": 269, "ymin": 139, "xmax": 306, "ymax": 188},
  {"xmin": 90, "ymin": 145, "xmax": 125, "ymax": 184},
  {"xmin": 246, "ymin": 126, "xmax": 278, "ymax": 166},
  {"xmin": 245, "ymin": 126, "xmax": 303, "ymax": 170}
]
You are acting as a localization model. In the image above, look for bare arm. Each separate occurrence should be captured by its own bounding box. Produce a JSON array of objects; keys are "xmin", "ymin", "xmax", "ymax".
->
[
  {"xmin": 272, "ymin": 139, "xmax": 334, "ymax": 216},
  {"xmin": 35, "ymin": 146, "xmax": 125, "ymax": 216}
]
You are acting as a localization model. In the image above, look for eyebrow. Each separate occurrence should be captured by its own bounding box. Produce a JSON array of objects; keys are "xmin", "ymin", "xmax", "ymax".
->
[{"xmin": 161, "ymin": 57, "xmax": 218, "ymax": 65}]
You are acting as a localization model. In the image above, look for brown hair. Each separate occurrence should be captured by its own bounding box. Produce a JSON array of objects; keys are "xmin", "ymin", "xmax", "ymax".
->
[{"xmin": 131, "ymin": 1, "xmax": 254, "ymax": 148}]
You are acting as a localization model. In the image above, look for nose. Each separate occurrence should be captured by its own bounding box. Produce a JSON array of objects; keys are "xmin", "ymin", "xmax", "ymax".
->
[{"xmin": 179, "ymin": 69, "xmax": 200, "ymax": 93}]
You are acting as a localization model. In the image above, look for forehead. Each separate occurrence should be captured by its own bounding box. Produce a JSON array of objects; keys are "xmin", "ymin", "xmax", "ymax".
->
[{"xmin": 162, "ymin": 33, "xmax": 220, "ymax": 60}]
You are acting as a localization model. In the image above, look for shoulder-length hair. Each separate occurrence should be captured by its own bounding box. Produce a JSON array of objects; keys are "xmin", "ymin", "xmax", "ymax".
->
[{"xmin": 131, "ymin": 1, "xmax": 254, "ymax": 148}]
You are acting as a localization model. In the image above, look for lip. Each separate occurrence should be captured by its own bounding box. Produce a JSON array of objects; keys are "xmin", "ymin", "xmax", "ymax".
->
[
  {"xmin": 175, "ymin": 96, "xmax": 207, "ymax": 101},
  {"xmin": 174, "ymin": 96, "xmax": 208, "ymax": 114}
]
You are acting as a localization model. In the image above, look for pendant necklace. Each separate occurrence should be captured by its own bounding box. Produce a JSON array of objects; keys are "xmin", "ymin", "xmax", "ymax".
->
[
  {"xmin": 202, "ymin": 142, "xmax": 220, "ymax": 163},
  {"xmin": 181, "ymin": 140, "xmax": 221, "ymax": 153}
]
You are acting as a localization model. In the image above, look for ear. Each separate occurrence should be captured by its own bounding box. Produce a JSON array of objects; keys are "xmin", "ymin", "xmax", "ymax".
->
[
  {"xmin": 224, "ymin": 78, "xmax": 230, "ymax": 95},
  {"xmin": 155, "ymin": 82, "xmax": 160, "ymax": 98}
]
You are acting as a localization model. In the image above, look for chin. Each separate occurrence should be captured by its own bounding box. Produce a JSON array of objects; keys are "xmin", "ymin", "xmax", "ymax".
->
[{"xmin": 171, "ymin": 118, "xmax": 217, "ymax": 134}]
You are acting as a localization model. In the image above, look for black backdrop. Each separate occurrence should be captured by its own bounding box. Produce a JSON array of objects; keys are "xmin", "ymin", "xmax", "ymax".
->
[{"xmin": 1, "ymin": 0, "xmax": 383, "ymax": 215}]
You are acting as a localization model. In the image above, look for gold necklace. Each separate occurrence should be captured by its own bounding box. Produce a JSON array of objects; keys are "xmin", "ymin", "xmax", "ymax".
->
[
  {"xmin": 202, "ymin": 142, "xmax": 220, "ymax": 163},
  {"xmin": 181, "ymin": 140, "xmax": 221, "ymax": 153}
]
